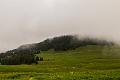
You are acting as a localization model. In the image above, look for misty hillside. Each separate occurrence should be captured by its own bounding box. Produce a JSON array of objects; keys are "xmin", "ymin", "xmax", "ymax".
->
[
  {"xmin": 1, "ymin": 45, "xmax": 120, "ymax": 79},
  {"xmin": 5, "ymin": 35, "xmax": 114, "ymax": 53},
  {"xmin": 0, "ymin": 35, "xmax": 114, "ymax": 65}
]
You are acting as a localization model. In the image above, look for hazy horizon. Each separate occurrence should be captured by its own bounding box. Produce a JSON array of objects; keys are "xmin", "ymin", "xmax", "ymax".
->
[{"xmin": 0, "ymin": 0, "xmax": 120, "ymax": 52}]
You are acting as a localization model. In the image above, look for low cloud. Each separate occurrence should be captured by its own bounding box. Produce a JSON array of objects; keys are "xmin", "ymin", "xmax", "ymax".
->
[{"xmin": 0, "ymin": 0, "xmax": 120, "ymax": 52}]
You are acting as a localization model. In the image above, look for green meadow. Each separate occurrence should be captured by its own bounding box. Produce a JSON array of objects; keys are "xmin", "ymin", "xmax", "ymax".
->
[{"xmin": 1, "ymin": 45, "xmax": 120, "ymax": 80}]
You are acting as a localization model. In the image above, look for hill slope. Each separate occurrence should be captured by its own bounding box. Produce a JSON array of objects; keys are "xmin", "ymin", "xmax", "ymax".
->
[
  {"xmin": 0, "ymin": 35, "xmax": 115, "ymax": 65},
  {"xmin": 0, "ymin": 45, "xmax": 120, "ymax": 79}
]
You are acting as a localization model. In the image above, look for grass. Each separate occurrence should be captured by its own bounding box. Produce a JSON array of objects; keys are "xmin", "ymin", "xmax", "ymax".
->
[{"xmin": 1, "ymin": 45, "xmax": 120, "ymax": 79}]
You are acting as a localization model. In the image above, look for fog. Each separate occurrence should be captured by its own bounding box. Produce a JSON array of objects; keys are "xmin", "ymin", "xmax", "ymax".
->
[{"xmin": 0, "ymin": 0, "xmax": 120, "ymax": 52}]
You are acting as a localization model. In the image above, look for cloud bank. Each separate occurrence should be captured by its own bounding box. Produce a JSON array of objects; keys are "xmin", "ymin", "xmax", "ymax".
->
[{"xmin": 0, "ymin": 0, "xmax": 120, "ymax": 52}]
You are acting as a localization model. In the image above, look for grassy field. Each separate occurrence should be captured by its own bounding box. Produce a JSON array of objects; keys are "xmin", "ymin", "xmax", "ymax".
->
[{"xmin": 1, "ymin": 45, "xmax": 120, "ymax": 80}]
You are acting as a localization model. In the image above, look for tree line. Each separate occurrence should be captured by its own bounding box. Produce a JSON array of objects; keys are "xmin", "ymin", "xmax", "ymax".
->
[
  {"xmin": 0, "ymin": 50, "xmax": 42, "ymax": 65},
  {"xmin": 0, "ymin": 35, "xmax": 114, "ymax": 65},
  {"xmin": 35, "ymin": 35, "xmax": 114, "ymax": 51}
]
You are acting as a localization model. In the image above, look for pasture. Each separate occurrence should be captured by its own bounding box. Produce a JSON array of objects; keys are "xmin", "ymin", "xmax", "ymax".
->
[{"xmin": 0, "ymin": 45, "xmax": 120, "ymax": 80}]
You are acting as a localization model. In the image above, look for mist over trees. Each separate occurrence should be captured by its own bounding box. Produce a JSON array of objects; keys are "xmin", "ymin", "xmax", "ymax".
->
[
  {"xmin": 19, "ymin": 35, "xmax": 114, "ymax": 52},
  {"xmin": 35, "ymin": 35, "xmax": 114, "ymax": 51},
  {"xmin": 0, "ymin": 35, "xmax": 114, "ymax": 65}
]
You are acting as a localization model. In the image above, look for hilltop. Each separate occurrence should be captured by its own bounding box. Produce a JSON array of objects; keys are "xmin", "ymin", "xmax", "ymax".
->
[
  {"xmin": 0, "ymin": 35, "xmax": 114, "ymax": 65},
  {"xmin": 5, "ymin": 35, "xmax": 114, "ymax": 53}
]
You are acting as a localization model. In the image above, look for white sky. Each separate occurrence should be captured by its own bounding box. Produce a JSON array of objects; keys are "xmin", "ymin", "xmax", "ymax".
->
[{"xmin": 0, "ymin": 0, "xmax": 120, "ymax": 52}]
